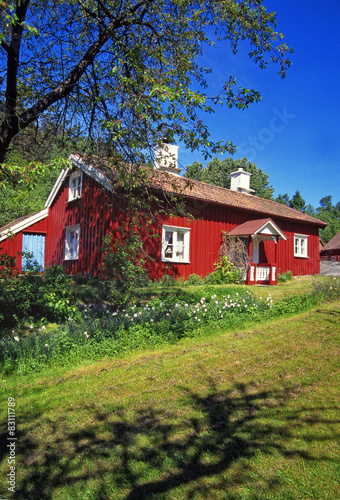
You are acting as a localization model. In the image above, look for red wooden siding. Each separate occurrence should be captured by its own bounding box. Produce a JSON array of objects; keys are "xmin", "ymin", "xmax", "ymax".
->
[
  {"xmin": 47, "ymin": 168, "xmax": 322, "ymax": 281},
  {"xmin": 47, "ymin": 171, "xmax": 119, "ymax": 274},
  {"xmin": 0, "ymin": 217, "xmax": 48, "ymax": 273}
]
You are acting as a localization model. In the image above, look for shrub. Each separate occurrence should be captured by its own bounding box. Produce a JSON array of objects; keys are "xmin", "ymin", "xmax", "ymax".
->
[
  {"xmin": 159, "ymin": 274, "xmax": 177, "ymax": 287},
  {"xmin": 0, "ymin": 248, "xmax": 17, "ymax": 278},
  {"xmin": 100, "ymin": 234, "xmax": 149, "ymax": 307},
  {"xmin": 204, "ymin": 256, "xmax": 245, "ymax": 285},
  {"xmin": 278, "ymin": 270, "xmax": 293, "ymax": 283},
  {"xmin": 0, "ymin": 264, "xmax": 78, "ymax": 330},
  {"xmin": 185, "ymin": 274, "xmax": 204, "ymax": 286}
]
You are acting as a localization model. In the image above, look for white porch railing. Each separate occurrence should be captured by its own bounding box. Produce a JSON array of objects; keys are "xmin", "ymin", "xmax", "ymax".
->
[
  {"xmin": 248, "ymin": 264, "xmax": 277, "ymax": 285},
  {"xmin": 256, "ymin": 266, "xmax": 270, "ymax": 281}
]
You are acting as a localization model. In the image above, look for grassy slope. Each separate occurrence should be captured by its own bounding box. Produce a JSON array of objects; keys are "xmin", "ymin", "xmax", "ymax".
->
[
  {"xmin": 1, "ymin": 297, "xmax": 340, "ymax": 499},
  {"xmin": 136, "ymin": 276, "xmax": 319, "ymax": 302}
]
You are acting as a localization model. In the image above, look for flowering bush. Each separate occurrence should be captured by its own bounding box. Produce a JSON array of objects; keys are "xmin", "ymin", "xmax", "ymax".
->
[
  {"xmin": 2, "ymin": 277, "xmax": 340, "ymax": 375},
  {"xmin": 0, "ymin": 289, "xmax": 273, "ymax": 374}
]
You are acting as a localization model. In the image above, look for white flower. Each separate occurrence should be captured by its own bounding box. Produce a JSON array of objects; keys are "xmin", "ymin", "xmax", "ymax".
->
[
  {"xmin": 45, "ymin": 343, "xmax": 48, "ymax": 347},
  {"xmin": 29, "ymin": 324, "xmax": 34, "ymax": 329},
  {"xmin": 14, "ymin": 336, "xmax": 19, "ymax": 342},
  {"xmin": 68, "ymin": 317, "xmax": 73, "ymax": 322},
  {"xmin": 41, "ymin": 325, "xmax": 46, "ymax": 330}
]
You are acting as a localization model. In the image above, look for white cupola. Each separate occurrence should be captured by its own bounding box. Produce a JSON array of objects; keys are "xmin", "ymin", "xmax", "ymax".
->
[
  {"xmin": 230, "ymin": 167, "xmax": 255, "ymax": 195},
  {"xmin": 153, "ymin": 142, "xmax": 180, "ymax": 176}
]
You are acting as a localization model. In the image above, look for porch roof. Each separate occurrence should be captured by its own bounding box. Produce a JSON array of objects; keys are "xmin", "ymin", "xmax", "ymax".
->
[{"xmin": 227, "ymin": 218, "xmax": 287, "ymax": 240}]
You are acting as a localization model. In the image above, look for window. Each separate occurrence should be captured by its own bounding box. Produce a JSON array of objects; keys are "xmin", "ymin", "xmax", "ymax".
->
[
  {"xmin": 65, "ymin": 225, "xmax": 80, "ymax": 260},
  {"xmin": 68, "ymin": 171, "xmax": 82, "ymax": 201},
  {"xmin": 294, "ymin": 234, "xmax": 308, "ymax": 258},
  {"xmin": 161, "ymin": 226, "xmax": 190, "ymax": 263}
]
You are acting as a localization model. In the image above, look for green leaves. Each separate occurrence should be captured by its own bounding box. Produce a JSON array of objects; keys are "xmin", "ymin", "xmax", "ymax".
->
[{"xmin": 0, "ymin": 0, "xmax": 292, "ymax": 173}]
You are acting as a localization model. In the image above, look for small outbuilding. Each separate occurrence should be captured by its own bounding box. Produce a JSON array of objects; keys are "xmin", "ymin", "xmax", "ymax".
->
[
  {"xmin": 320, "ymin": 231, "xmax": 340, "ymax": 261},
  {"xmin": 0, "ymin": 209, "xmax": 48, "ymax": 273}
]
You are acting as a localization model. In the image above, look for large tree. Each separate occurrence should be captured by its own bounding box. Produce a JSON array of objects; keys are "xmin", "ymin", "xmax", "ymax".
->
[
  {"xmin": 0, "ymin": 0, "xmax": 292, "ymax": 185},
  {"xmin": 186, "ymin": 156, "xmax": 274, "ymax": 200}
]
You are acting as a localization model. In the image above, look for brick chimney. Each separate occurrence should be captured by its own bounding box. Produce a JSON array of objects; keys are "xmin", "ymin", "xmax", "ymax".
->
[
  {"xmin": 154, "ymin": 142, "xmax": 180, "ymax": 176},
  {"xmin": 230, "ymin": 167, "xmax": 255, "ymax": 194}
]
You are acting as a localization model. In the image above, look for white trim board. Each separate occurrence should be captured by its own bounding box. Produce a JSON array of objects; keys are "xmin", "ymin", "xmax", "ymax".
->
[
  {"xmin": 0, "ymin": 208, "xmax": 49, "ymax": 242},
  {"xmin": 44, "ymin": 154, "xmax": 112, "ymax": 208}
]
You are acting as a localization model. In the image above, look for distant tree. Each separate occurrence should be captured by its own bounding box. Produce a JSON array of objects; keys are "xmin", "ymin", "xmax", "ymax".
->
[
  {"xmin": 185, "ymin": 157, "xmax": 274, "ymax": 200},
  {"xmin": 304, "ymin": 204, "xmax": 316, "ymax": 217},
  {"xmin": 0, "ymin": 0, "xmax": 292, "ymax": 187},
  {"xmin": 316, "ymin": 196, "xmax": 340, "ymax": 243},
  {"xmin": 275, "ymin": 193, "xmax": 290, "ymax": 206},
  {"xmin": 289, "ymin": 190, "xmax": 306, "ymax": 212},
  {"xmin": 185, "ymin": 162, "xmax": 205, "ymax": 183}
]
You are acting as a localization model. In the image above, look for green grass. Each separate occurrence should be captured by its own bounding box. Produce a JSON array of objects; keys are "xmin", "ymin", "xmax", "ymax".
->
[
  {"xmin": 1, "ymin": 297, "xmax": 339, "ymax": 499},
  {"xmin": 135, "ymin": 275, "xmax": 320, "ymax": 303}
]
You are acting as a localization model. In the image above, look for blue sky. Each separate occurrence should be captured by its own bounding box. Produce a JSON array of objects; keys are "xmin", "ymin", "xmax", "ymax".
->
[{"xmin": 179, "ymin": 0, "xmax": 340, "ymax": 208}]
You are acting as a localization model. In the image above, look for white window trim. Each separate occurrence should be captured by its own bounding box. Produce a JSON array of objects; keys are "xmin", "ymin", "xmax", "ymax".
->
[
  {"xmin": 294, "ymin": 234, "xmax": 308, "ymax": 258},
  {"xmin": 65, "ymin": 224, "xmax": 80, "ymax": 260},
  {"xmin": 68, "ymin": 171, "xmax": 82, "ymax": 202},
  {"xmin": 161, "ymin": 225, "xmax": 190, "ymax": 263}
]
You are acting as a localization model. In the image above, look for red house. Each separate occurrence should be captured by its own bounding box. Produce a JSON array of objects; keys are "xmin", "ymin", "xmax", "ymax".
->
[{"xmin": 1, "ymin": 147, "xmax": 327, "ymax": 284}]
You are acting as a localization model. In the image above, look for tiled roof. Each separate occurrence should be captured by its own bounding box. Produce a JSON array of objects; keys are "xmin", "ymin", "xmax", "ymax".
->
[
  {"xmin": 69, "ymin": 154, "xmax": 327, "ymax": 228},
  {"xmin": 228, "ymin": 218, "xmax": 277, "ymax": 235},
  {"xmin": 322, "ymin": 231, "xmax": 340, "ymax": 251},
  {"xmin": 150, "ymin": 171, "xmax": 327, "ymax": 228}
]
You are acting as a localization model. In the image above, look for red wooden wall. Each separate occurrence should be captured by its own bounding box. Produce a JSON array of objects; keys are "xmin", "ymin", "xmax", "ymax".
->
[
  {"xmin": 47, "ymin": 168, "xmax": 322, "ymax": 280},
  {"xmin": 0, "ymin": 217, "xmax": 48, "ymax": 273}
]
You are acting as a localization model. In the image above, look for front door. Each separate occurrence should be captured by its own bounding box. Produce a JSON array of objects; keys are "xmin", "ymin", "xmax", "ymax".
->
[{"xmin": 22, "ymin": 233, "xmax": 45, "ymax": 271}]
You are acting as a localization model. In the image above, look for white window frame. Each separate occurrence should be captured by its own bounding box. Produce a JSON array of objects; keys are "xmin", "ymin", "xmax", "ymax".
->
[
  {"xmin": 68, "ymin": 171, "xmax": 82, "ymax": 201},
  {"xmin": 294, "ymin": 234, "xmax": 308, "ymax": 258},
  {"xmin": 161, "ymin": 225, "xmax": 190, "ymax": 263},
  {"xmin": 65, "ymin": 224, "xmax": 80, "ymax": 260}
]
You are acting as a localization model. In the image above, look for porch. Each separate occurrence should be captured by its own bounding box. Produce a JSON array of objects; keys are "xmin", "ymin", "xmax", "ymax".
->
[
  {"xmin": 228, "ymin": 218, "xmax": 286, "ymax": 286},
  {"xmin": 247, "ymin": 262, "xmax": 277, "ymax": 285}
]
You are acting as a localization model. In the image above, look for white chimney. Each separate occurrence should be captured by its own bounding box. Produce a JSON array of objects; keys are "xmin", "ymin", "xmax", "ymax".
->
[
  {"xmin": 230, "ymin": 167, "xmax": 255, "ymax": 194},
  {"xmin": 154, "ymin": 143, "xmax": 180, "ymax": 176}
]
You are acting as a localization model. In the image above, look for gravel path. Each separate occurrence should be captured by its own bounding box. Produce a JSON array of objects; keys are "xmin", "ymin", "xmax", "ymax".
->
[{"xmin": 320, "ymin": 261, "xmax": 340, "ymax": 276}]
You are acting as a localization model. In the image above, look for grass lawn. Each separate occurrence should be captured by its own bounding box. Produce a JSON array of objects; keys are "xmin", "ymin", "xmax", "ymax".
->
[
  {"xmin": 135, "ymin": 275, "xmax": 320, "ymax": 304},
  {"xmin": 1, "ymin": 296, "xmax": 339, "ymax": 499}
]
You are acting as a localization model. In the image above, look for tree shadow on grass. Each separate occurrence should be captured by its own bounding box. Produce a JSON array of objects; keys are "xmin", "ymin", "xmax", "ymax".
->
[{"xmin": 2, "ymin": 379, "xmax": 340, "ymax": 499}]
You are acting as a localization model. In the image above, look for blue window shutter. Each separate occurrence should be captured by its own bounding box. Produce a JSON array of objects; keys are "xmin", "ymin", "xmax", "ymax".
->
[{"xmin": 22, "ymin": 234, "xmax": 45, "ymax": 272}]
